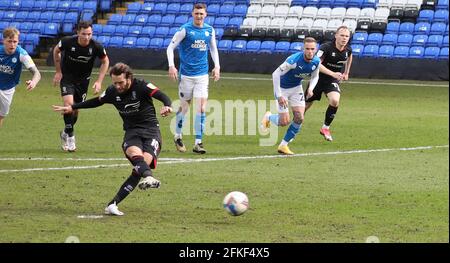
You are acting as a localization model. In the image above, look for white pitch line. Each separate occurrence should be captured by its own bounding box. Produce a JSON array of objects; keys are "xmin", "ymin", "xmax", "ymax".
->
[
  {"xmin": 0, "ymin": 157, "xmax": 187, "ymax": 161},
  {"xmin": 0, "ymin": 145, "xmax": 447, "ymax": 174},
  {"xmin": 38, "ymin": 70, "xmax": 449, "ymax": 87}
]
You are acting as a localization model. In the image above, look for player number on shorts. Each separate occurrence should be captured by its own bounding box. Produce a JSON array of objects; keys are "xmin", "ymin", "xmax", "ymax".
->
[{"xmin": 151, "ymin": 139, "xmax": 159, "ymax": 156}]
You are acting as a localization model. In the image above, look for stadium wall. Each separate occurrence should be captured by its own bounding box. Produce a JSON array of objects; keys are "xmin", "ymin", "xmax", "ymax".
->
[{"xmin": 47, "ymin": 48, "xmax": 449, "ymax": 81}]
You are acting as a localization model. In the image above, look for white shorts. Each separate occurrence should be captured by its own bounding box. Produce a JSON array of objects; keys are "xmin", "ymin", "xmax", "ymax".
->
[
  {"xmin": 277, "ymin": 85, "xmax": 305, "ymax": 113},
  {"xmin": 178, "ymin": 74, "xmax": 209, "ymax": 101},
  {"xmin": 0, "ymin": 88, "xmax": 16, "ymax": 117}
]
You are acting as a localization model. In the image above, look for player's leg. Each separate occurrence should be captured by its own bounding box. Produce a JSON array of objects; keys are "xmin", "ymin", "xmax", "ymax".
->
[
  {"xmin": 105, "ymin": 169, "xmax": 140, "ymax": 216},
  {"xmin": 321, "ymin": 84, "xmax": 341, "ymax": 141},
  {"xmin": 174, "ymin": 75, "xmax": 194, "ymax": 152},
  {"xmin": 59, "ymin": 81, "xmax": 76, "ymax": 151},
  {"xmin": 0, "ymin": 88, "xmax": 15, "ymax": 128},
  {"xmin": 278, "ymin": 88, "xmax": 305, "ymax": 155},
  {"xmin": 260, "ymin": 88, "xmax": 290, "ymax": 133},
  {"xmin": 192, "ymin": 75, "xmax": 208, "ymax": 154},
  {"xmin": 138, "ymin": 131, "xmax": 162, "ymax": 189}
]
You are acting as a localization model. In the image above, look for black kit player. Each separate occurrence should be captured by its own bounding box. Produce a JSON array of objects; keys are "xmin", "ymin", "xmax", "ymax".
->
[
  {"xmin": 53, "ymin": 21, "xmax": 110, "ymax": 152},
  {"xmin": 305, "ymin": 25, "xmax": 352, "ymax": 141},
  {"xmin": 53, "ymin": 63, "xmax": 173, "ymax": 216}
]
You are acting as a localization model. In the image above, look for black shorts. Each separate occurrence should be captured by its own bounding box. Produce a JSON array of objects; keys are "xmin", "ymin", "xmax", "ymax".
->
[
  {"xmin": 306, "ymin": 81, "xmax": 341, "ymax": 102},
  {"xmin": 122, "ymin": 127, "xmax": 162, "ymax": 169},
  {"xmin": 60, "ymin": 79, "xmax": 90, "ymax": 103}
]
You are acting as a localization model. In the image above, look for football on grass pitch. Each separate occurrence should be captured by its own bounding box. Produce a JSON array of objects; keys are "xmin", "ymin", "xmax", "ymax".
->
[{"xmin": 223, "ymin": 191, "xmax": 249, "ymax": 216}]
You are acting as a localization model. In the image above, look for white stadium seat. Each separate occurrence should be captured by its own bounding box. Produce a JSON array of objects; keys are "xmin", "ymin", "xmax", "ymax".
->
[
  {"xmin": 345, "ymin": 8, "xmax": 361, "ymax": 21},
  {"xmin": 316, "ymin": 7, "xmax": 332, "ymax": 20},
  {"xmin": 359, "ymin": 8, "xmax": 375, "ymax": 21},
  {"xmin": 283, "ymin": 17, "xmax": 299, "ymax": 29},
  {"xmin": 241, "ymin": 17, "xmax": 258, "ymax": 29},
  {"xmin": 302, "ymin": 6, "xmax": 318, "ymax": 20},
  {"xmin": 274, "ymin": 5, "xmax": 290, "ymax": 17},
  {"xmin": 269, "ymin": 17, "xmax": 285, "ymax": 28},
  {"xmin": 343, "ymin": 19, "xmax": 357, "ymax": 32},
  {"xmin": 330, "ymin": 7, "xmax": 347, "ymax": 20},
  {"xmin": 327, "ymin": 19, "xmax": 344, "ymax": 32},
  {"xmin": 260, "ymin": 5, "xmax": 276, "ymax": 17},
  {"xmin": 287, "ymin": 6, "xmax": 303, "ymax": 18},
  {"xmin": 296, "ymin": 18, "xmax": 314, "ymax": 30},
  {"xmin": 247, "ymin": 4, "xmax": 262, "ymax": 18},
  {"xmin": 256, "ymin": 17, "xmax": 271, "ymax": 28}
]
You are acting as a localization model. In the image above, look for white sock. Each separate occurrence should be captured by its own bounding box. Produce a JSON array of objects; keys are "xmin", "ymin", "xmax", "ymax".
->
[
  {"xmin": 280, "ymin": 140, "xmax": 288, "ymax": 146},
  {"xmin": 322, "ymin": 124, "xmax": 330, "ymax": 130},
  {"xmin": 175, "ymin": 133, "xmax": 182, "ymax": 139},
  {"xmin": 195, "ymin": 139, "xmax": 202, "ymax": 145}
]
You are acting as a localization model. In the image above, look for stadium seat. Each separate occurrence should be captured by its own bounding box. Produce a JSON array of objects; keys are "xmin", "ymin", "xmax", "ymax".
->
[
  {"xmin": 84, "ymin": 1, "xmax": 98, "ymax": 12},
  {"xmin": 234, "ymin": 5, "xmax": 248, "ymax": 17},
  {"xmin": 412, "ymin": 35, "xmax": 428, "ymax": 46},
  {"xmin": 127, "ymin": 2, "xmax": 141, "ymax": 14},
  {"xmin": 442, "ymin": 35, "xmax": 449, "ymax": 47},
  {"xmin": 393, "ymin": 46, "xmax": 409, "ymax": 58},
  {"xmin": 218, "ymin": 39, "xmax": 232, "ymax": 51},
  {"xmin": 287, "ymin": 6, "xmax": 303, "ymax": 18},
  {"xmin": 93, "ymin": 24, "xmax": 103, "ymax": 35},
  {"xmin": 15, "ymin": 11, "xmax": 28, "ymax": 22},
  {"xmin": 409, "ymin": 46, "xmax": 424, "ymax": 58},
  {"xmin": 414, "ymin": 22, "xmax": 431, "ymax": 35},
  {"xmin": 438, "ymin": 47, "xmax": 449, "ymax": 59},
  {"xmin": 161, "ymin": 15, "xmax": 175, "ymax": 26},
  {"xmin": 127, "ymin": 26, "xmax": 142, "ymax": 37},
  {"xmin": 33, "ymin": 0, "xmax": 47, "ymax": 11},
  {"xmin": 246, "ymin": 40, "xmax": 261, "ymax": 52},
  {"xmin": 220, "ymin": 4, "xmax": 235, "ymax": 17},
  {"xmin": 25, "ymin": 33, "xmax": 40, "ymax": 46},
  {"xmin": 275, "ymin": 41, "xmax": 290, "ymax": 53},
  {"xmin": 430, "ymin": 22, "xmax": 446, "ymax": 35},
  {"xmin": 174, "ymin": 15, "xmax": 189, "ymax": 26},
  {"xmin": 348, "ymin": 0, "xmax": 364, "ymax": 7},
  {"xmin": 385, "ymin": 22, "xmax": 400, "ymax": 34},
  {"xmin": 351, "ymin": 44, "xmax": 364, "ymax": 57},
  {"xmin": 290, "ymin": 42, "xmax": 304, "ymax": 53},
  {"xmin": 166, "ymin": 3, "xmax": 180, "ymax": 14},
  {"xmin": 21, "ymin": 0, "xmax": 34, "ymax": 11},
  {"xmin": 398, "ymin": 22, "xmax": 414, "ymax": 34},
  {"xmin": 64, "ymin": 12, "xmax": 79, "ymax": 24},
  {"xmin": 417, "ymin": 10, "xmax": 434, "ymax": 23},
  {"xmin": 136, "ymin": 37, "xmax": 150, "ymax": 48},
  {"xmin": 123, "ymin": 37, "xmax": 137, "ymax": 48},
  {"xmin": 433, "ymin": 10, "xmax": 449, "ymax": 23},
  {"xmin": 134, "ymin": 14, "xmax": 148, "ymax": 26},
  {"xmin": 231, "ymin": 40, "xmax": 247, "ymax": 52},
  {"xmin": 204, "ymin": 16, "xmax": 215, "ymax": 26},
  {"xmin": 424, "ymin": 47, "xmax": 441, "ymax": 58},
  {"xmin": 316, "ymin": 7, "xmax": 332, "ymax": 20},
  {"xmin": 426, "ymin": 35, "xmax": 443, "ymax": 47},
  {"xmin": 142, "ymin": 3, "xmax": 155, "ymax": 13},
  {"xmin": 46, "ymin": 1, "xmax": 58, "ymax": 11},
  {"xmin": 121, "ymin": 14, "xmax": 136, "ymax": 26},
  {"xmin": 31, "ymin": 22, "xmax": 45, "ymax": 34},
  {"xmin": 69, "ymin": 1, "xmax": 83, "ymax": 12},
  {"xmin": 228, "ymin": 17, "xmax": 243, "ymax": 28},
  {"xmin": 302, "ymin": 6, "xmax": 319, "ymax": 20},
  {"xmin": 179, "ymin": 3, "xmax": 193, "ymax": 15},
  {"xmin": 214, "ymin": 17, "xmax": 229, "ymax": 28},
  {"xmin": 436, "ymin": 0, "xmax": 449, "ymax": 10},
  {"xmin": 378, "ymin": 45, "xmax": 395, "ymax": 57},
  {"xmin": 43, "ymin": 23, "xmax": 59, "ymax": 36},
  {"xmin": 352, "ymin": 32, "xmax": 368, "ymax": 45},
  {"xmin": 260, "ymin": 4, "xmax": 276, "ymax": 17},
  {"xmin": 207, "ymin": 4, "xmax": 220, "ymax": 16},
  {"xmin": 153, "ymin": 3, "xmax": 167, "ymax": 14},
  {"xmin": 27, "ymin": 11, "xmax": 41, "ymax": 22},
  {"xmin": 397, "ymin": 34, "xmax": 413, "ymax": 46},
  {"xmin": 102, "ymin": 25, "xmax": 116, "ymax": 36},
  {"xmin": 109, "ymin": 36, "xmax": 123, "ymax": 48},
  {"xmin": 154, "ymin": 27, "xmax": 170, "ymax": 38},
  {"xmin": 259, "ymin": 41, "xmax": 276, "ymax": 53},
  {"xmin": 3, "ymin": 11, "xmax": 16, "ymax": 22},
  {"xmin": 362, "ymin": 0, "xmax": 378, "ymax": 8},
  {"xmin": 366, "ymin": 33, "xmax": 383, "ymax": 45},
  {"xmin": 141, "ymin": 26, "xmax": 156, "ymax": 38},
  {"xmin": 108, "ymin": 14, "xmax": 122, "ymax": 25},
  {"xmin": 147, "ymin": 14, "xmax": 162, "ymax": 26},
  {"xmin": 246, "ymin": 4, "xmax": 262, "ymax": 18},
  {"xmin": 381, "ymin": 33, "xmax": 398, "ymax": 45},
  {"xmin": 115, "ymin": 25, "xmax": 129, "ymax": 36},
  {"xmin": 149, "ymin": 38, "xmax": 164, "ymax": 49},
  {"xmin": 362, "ymin": 45, "xmax": 379, "ymax": 57},
  {"xmin": 58, "ymin": 1, "xmax": 71, "ymax": 12}
]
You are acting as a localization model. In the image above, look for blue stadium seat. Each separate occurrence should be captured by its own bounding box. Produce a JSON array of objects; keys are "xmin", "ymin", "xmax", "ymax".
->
[
  {"xmin": 93, "ymin": 24, "xmax": 103, "ymax": 35},
  {"xmin": 436, "ymin": 0, "xmax": 449, "ymax": 10},
  {"xmin": 174, "ymin": 15, "xmax": 189, "ymax": 26},
  {"xmin": 204, "ymin": 16, "xmax": 216, "ymax": 26},
  {"xmin": 215, "ymin": 27, "xmax": 224, "ymax": 39},
  {"xmin": 51, "ymin": 12, "xmax": 65, "ymax": 23},
  {"xmin": 149, "ymin": 38, "xmax": 164, "ymax": 49},
  {"xmin": 46, "ymin": 1, "xmax": 58, "ymax": 11},
  {"xmin": 141, "ymin": 26, "xmax": 156, "ymax": 38},
  {"xmin": 275, "ymin": 41, "xmax": 290, "ymax": 53},
  {"xmin": 70, "ymin": 1, "xmax": 84, "ymax": 13},
  {"xmin": 20, "ymin": 22, "xmax": 33, "ymax": 33},
  {"xmin": 231, "ymin": 39, "xmax": 247, "ymax": 52},
  {"xmin": 318, "ymin": 0, "xmax": 334, "ymax": 8},
  {"xmin": 109, "ymin": 36, "xmax": 124, "ymax": 48},
  {"xmin": 228, "ymin": 17, "xmax": 243, "ymax": 28},
  {"xmin": 161, "ymin": 15, "xmax": 175, "ymax": 26},
  {"xmin": 80, "ymin": 11, "xmax": 94, "ymax": 22},
  {"xmin": 100, "ymin": 0, "xmax": 111, "ymax": 12},
  {"xmin": 430, "ymin": 22, "xmax": 446, "ymax": 35},
  {"xmin": 352, "ymin": 32, "xmax": 368, "ymax": 45},
  {"xmin": 96, "ymin": 35, "xmax": 110, "ymax": 47},
  {"xmin": 378, "ymin": 45, "xmax": 395, "ymax": 58},
  {"xmin": 291, "ymin": 0, "xmax": 308, "ymax": 6},
  {"xmin": 398, "ymin": 22, "xmax": 414, "ymax": 35},
  {"xmin": 442, "ymin": 35, "xmax": 449, "ymax": 47},
  {"xmin": 426, "ymin": 35, "xmax": 443, "ymax": 47},
  {"xmin": 127, "ymin": 2, "xmax": 142, "ymax": 14},
  {"xmin": 424, "ymin": 47, "xmax": 441, "ymax": 59},
  {"xmin": 305, "ymin": 0, "xmax": 320, "ymax": 6},
  {"xmin": 9, "ymin": 1, "xmax": 20, "ymax": 10},
  {"xmin": 166, "ymin": 3, "xmax": 180, "ymax": 14},
  {"xmin": 128, "ymin": 26, "xmax": 143, "ymax": 37},
  {"xmin": 433, "ymin": 10, "xmax": 448, "ymax": 23},
  {"xmin": 446, "ymin": 24, "xmax": 449, "ymax": 35},
  {"xmin": 246, "ymin": 40, "xmax": 261, "ymax": 53},
  {"xmin": 62, "ymin": 23, "xmax": 74, "ymax": 35},
  {"xmin": 350, "ymin": 44, "xmax": 364, "ymax": 57},
  {"xmin": 27, "ymin": 11, "xmax": 41, "ymax": 22},
  {"xmin": 381, "ymin": 33, "xmax": 398, "ymax": 46},
  {"xmin": 136, "ymin": 37, "xmax": 150, "ymax": 48},
  {"xmin": 148, "ymin": 14, "xmax": 162, "ymax": 26},
  {"xmin": 135, "ymin": 14, "xmax": 148, "ymax": 26},
  {"xmin": 417, "ymin": 10, "xmax": 434, "ymax": 23},
  {"xmin": 163, "ymin": 38, "xmax": 172, "ymax": 49},
  {"xmin": 43, "ymin": 23, "xmax": 59, "ymax": 36},
  {"xmin": 438, "ymin": 47, "xmax": 449, "ymax": 59},
  {"xmin": 290, "ymin": 42, "xmax": 304, "ymax": 52},
  {"xmin": 362, "ymin": 45, "xmax": 379, "ymax": 57},
  {"xmin": 207, "ymin": 4, "xmax": 220, "ymax": 16},
  {"xmin": 123, "ymin": 37, "xmax": 137, "ymax": 48},
  {"xmin": 58, "ymin": 1, "xmax": 71, "ymax": 12},
  {"xmin": 15, "ymin": 11, "xmax": 28, "ymax": 22},
  {"xmin": 234, "ymin": 5, "xmax": 248, "ymax": 17},
  {"xmin": 64, "ymin": 12, "xmax": 79, "ymax": 24},
  {"xmin": 413, "ymin": 35, "xmax": 429, "ymax": 47},
  {"xmin": 115, "ymin": 25, "xmax": 129, "ymax": 36},
  {"xmin": 153, "ymin": 3, "xmax": 167, "ymax": 14},
  {"xmin": 102, "ymin": 25, "xmax": 116, "ymax": 36},
  {"xmin": 179, "ymin": 3, "xmax": 194, "ymax": 15},
  {"xmin": 414, "ymin": 22, "xmax": 431, "ymax": 35},
  {"xmin": 397, "ymin": 34, "xmax": 413, "ymax": 46},
  {"xmin": 347, "ymin": 0, "xmax": 363, "ymax": 8},
  {"xmin": 31, "ymin": 22, "xmax": 45, "ymax": 34},
  {"xmin": 21, "ymin": 0, "xmax": 34, "ymax": 11},
  {"xmin": 33, "ymin": 1, "xmax": 47, "ymax": 11},
  {"xmin": 25, "ymin": 33, "xmax": 40, "ymax": 46},
  {"xmin": 3, "ymin": 11, "xmax": 16, "ymax": 22},
  {"xmin": 108, "ymin": 14, "xmax": 123, "ymax": 25},
  {"xmin": 393, "ymin": 46, "xmax": 409, "ymax": 58},
  {"xmin": 260, "ymin": 41, "xmax": 276, "ymax": 53},
  {"xmin": 218, "ymin": 39, "xmax": 233, "ymax": 52},
  {"xmin": 362, "ymin": 0, "xmax": 377, "ymax": 8},
  {"xmin": 366, "ymin": 33, "xmax": 383, "ymax": 45},
  {"xmin": 84, "ymin": 1, "xmax": 98, "ymax": 12},
  {"xmin": 154, "ymin": 27, "xmax": 170, "ymax": 38},
  {"xmin": 220, "ymin": 4, "xmax": 235, "ymax": 17},
  {"xmin": 121, "ymin": 14, "xmax": 136, "ymax": 25},
  {"xmin": 214, "ymin": 17, "xmax": 229, "ymax": 28},
  {"xmin": 409, "ymin": 46, "xmax": 424, "ymax": 58},
  {"xmin": 142, "ymin": 3, "xmax": 155, "ymax": 14},
  {"xmin": 385, "ymin": 22, "xmax": 400, "ymax": 34}
]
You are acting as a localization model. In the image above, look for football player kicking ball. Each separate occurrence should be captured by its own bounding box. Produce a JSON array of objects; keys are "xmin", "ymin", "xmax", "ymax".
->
[{"xmin": 53, "ymin": 63, "xmax": 172, "ymax": 216}]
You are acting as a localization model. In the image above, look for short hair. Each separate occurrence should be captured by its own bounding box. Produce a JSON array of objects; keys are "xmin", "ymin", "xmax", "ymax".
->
[
  {"xmin": 335, "ymin": 25, "xmax": 350, "ymax": 34},
  {"xmin": 193, "ymin": 3, "xmax": 207, "ymax": 11},
  {"xmin": 109, "ymin": 62, "xmax": 133, "ymax": 80},
  {"xmin": 3, "ymin": 27, "xmax": 20, "ymax": 39},
  {"xmin": 304, "ymin": 37, "xmax": 317, "ymax": 44},
  {"xmin": 77, "ymin": 21, "xmax": 92, "ymax": 31}
]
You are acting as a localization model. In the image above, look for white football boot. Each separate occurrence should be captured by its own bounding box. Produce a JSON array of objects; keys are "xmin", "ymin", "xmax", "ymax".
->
[
  {"xmin": 104, "ymin": 202, "xmax": 124, "ymax": 216},
  {"xmin": 138, "ymin": 176, "xmax": 161, "ymax": 190},
  {"xmin": 60, "ymin": 131, "xmax": 69, "ymax": 151},
  {"xmin": 67, "ymin": 135, "xmax": 77, "ymax": 152}
]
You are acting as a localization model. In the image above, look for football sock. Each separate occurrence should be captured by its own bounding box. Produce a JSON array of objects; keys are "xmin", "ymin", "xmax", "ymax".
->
[
  {"xmin": 283, "ymin": 122, "xmax": 301, "ymax": 144},
  {"xmin": 108, "ymin": 171, "xmax": 140, "ymax": 205},
  {"xmin": 175, "ymin": 112, "xmax": 185, "ymax": 136},
  {"xmin": 130, "ymin": 155, "xmax": 151, "ymax": 178},
  {"xmin": 194, "ymin": 113, "xmax": 206, "ymax": 141},
  {"xmin": 63, "ymin": 114, "xmax": 74, "ymax": 137},
  {"xmin": 72, "ymin": 115, "xmax": 78, "ymax": 126},
  {"xmin": 324, "ymin": 106, "xmax": 338, "ymax": 126},
  {"xmin": 269, "ymin": 114, "xmax": 279, "ymax": 126}
]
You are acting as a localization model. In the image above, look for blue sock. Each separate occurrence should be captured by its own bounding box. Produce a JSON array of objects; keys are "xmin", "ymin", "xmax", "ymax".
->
[
  {"xmin": 175, "ymin": 112, "xmax": 185, "ymax": 135},
  {"xmin": 283, "ymin": 122, "xmax": 301, "ymax": 143},
  {"xmin": 269, "ymin": 114, "xmax": 279, "ymax": 126},
  {"xmin": 195, "ymin": 113, "xmax": 206, "ymax": 140}
]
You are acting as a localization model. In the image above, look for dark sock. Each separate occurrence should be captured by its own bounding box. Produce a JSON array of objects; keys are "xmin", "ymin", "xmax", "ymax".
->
[
  {"xmin": 73, "ymin": 115, "xmax": 78, "ymax": 126},
  {"xmin": 108, "ymin": 171, "xmax": 140, "ymax": 205},
  {"xmin": 63, "ymin": 114, "xmax": 74, "ymax": 137},
  {"xmin": 325, "ymin": 106, "xmax": 338, "ymax": 126},
  {"xmin": 130, "ymin": 155, "xmax": 151, "ymax": 177}
]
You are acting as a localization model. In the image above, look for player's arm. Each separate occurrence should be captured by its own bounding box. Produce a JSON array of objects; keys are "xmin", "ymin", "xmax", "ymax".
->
[
  {"xmin": 92, "ymin": 54, "xmax": 110, "ymax": 94},
  {"xmin": 53, "ymin": 97, "xmax": 104, "ymax": 114},
  {"xmin": 209, "ymin": 29, "xmax": 220, "ymax": 82},
  {"xmin": 343, "ymin": 54, "xmax": 353, "ymax": 81},
  {"xmin": 306, "ymin": 63, "xmax": 320, "ymax": 99},
  {"xmin": 166, "ymin": 28, "xmax": 186, "ymax": 81},
  {"xmin": 20, "ymin": 53, "xmax": 41, "ymax": 91},
  {"xmin": 53, "ymin": 42, "xmax": 62, "ymax": 87},
  {"xmin": 272, "ymin": 61, "xmax": 295, "ymax": 108},
  {"xmin": 319, "ymin": 63, "xmax": 343, "ymax": 80},
  {"xmin": 148, "ymin": 84, "xmax": 173, "ymax": 117}
]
